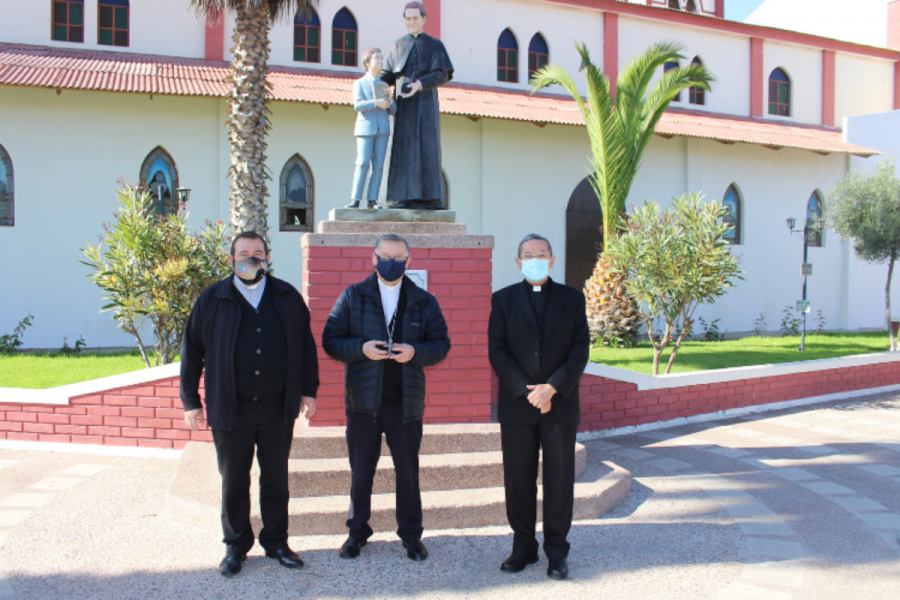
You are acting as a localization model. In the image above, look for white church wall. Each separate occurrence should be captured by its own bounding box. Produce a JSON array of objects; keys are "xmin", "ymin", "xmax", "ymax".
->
[
  {"xmin": 834, "ymin": 54, "xmax": 896, "ymax": 126},
  {"xmin": 746, "ymin": 0, "xmax": 889, "ymax": 49},
  {"xmin": 762, "ymin": 40, "xmax": 823, "ymax": 125},
  {"xmin": 618, "ymin": 15, "xmax": 751, "ymax": 117}
]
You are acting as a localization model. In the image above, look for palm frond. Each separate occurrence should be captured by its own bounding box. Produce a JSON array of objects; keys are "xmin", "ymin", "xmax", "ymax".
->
[{"xmin": 187, "ymin": 0, "xmax": 320, "ymax": 24}]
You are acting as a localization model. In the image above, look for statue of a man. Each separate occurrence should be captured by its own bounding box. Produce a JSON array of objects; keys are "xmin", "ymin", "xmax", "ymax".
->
[{"xmin": 380, "ymin": 1, "xmax": 454, "ymax": 210}]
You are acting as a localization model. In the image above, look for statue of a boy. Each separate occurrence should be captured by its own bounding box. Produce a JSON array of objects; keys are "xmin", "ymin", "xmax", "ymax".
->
[{"xmin": 347, "ymin": 47, "xmax": 397, "ymax": 209}]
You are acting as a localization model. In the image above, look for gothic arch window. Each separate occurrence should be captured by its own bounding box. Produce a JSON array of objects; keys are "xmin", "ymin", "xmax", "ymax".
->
[
  {"xmin": 688, "ymin": 56, "xmax": 705, "ymax": 105},
  {"xmin": 98, "ymin": 0, "xmax": 129, "ymax": 47},
  {"xmin": 664, "ymin": 60, "xmax": 681, "ymax": 102},
  {"xmin": 722, "ymin": 184, "xmax": 742, "ymax": 245},
  {"xmin": 294, "ymin": 8, "xmax": 321, "ymax": 63},
  {"xmin": 528, "ymin": 33, "xmax": 549, "ymax": 81},
  {"xmin": 497, "ymin": 29, "xmax": 519, "ymax": 83},
  {"xmin": 769, "ymin": 68, "xmax": 791, "ymax": 117},
  {"xmin": 139, "ymin": 147, "xmax": 179, "ymax": 217},
  {"xmin": 280, "ymin": 155, "xmax": 314, "ymax": 232},
  {"xmin": 807, "ymin": 191, "xmax": 824, "ymax": 247},
  {"xmin": 332, "ymin": 8, "xmax": 357, "ymax": 67},
  {"xmin": 440, "ymin": 169, "xmax": 449, "ymax": 209},
  {"xmin": 0, "ymin": 144, "xmax": 14, "ymax": 227},
  {"xmin": 52, "ymin": 0, "xmax": 84, "ymax": 43}
]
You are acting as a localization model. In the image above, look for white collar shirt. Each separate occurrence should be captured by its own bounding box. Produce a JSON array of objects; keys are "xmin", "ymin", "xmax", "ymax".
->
[
  {"xmin": 378, "ymin": 277, "xmax": 402, "ymax": 330},
  {"xmin": 233, "ymin": 275, "xmax": 266, "ymax": 309}
]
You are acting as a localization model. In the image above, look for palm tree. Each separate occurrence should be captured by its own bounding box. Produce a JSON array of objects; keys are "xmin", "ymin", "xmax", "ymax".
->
[
  {"xmin": 530, "ymin": 41, "xmax": 714, "ymax": 347},
  {"xmin": 188, "ymin": 0, "xmax": 320, "ymax": 243}
]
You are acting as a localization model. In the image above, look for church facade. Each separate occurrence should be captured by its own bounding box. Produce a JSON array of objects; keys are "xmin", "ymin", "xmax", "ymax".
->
[{"xmin": 0, "ymin": 0, "xmax": 899, "ymax": 348}]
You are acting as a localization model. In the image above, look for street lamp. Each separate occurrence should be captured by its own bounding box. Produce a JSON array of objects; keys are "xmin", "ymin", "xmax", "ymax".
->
[
  {"xmin": 176, "ymin": 188, "xmax": 191, "ymax": 215},
  {"xmin": 787, "ymin": 216, "xmax": 825, "ymax": 351}
]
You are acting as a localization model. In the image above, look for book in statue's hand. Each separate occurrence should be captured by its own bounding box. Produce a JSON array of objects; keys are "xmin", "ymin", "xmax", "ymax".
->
[{"xmin": 373, "ymin": 80, "xmax": 391, "ymax": 104}]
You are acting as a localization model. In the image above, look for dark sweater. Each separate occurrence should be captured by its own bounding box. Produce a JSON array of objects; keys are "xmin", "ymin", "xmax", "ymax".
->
[
  {"xmin": 232, "ymin": 282, "xmax": 288, "ymax": 402},
  {"xmin": 381, "ymin": 285, "xmax": 407, "ymax": 406}
]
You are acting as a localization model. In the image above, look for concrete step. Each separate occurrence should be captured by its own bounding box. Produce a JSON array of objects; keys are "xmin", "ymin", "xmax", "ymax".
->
[
  {"xmin": 286, "ymin": 445, "xmax": 587, "ymax": 496},
  {"xmin": 290, "ymin": 422, "xmax": 502, "ymax": 459}
]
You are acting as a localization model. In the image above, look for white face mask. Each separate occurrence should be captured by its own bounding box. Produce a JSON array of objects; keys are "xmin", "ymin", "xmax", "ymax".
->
[{"xmin": 521, "ymin": 258, "xmax": 550, "ymax": 282}]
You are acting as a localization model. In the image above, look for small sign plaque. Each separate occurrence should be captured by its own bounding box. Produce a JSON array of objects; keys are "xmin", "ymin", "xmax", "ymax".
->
[
  {"xmin": 796, "ymin": 300, "xmax": 811, "ymax": 313},
  {"xmin": 406, "ymin": 270, "xmax": 427, "ymax": 292},
  {"xmin": 801, "ymin": 263, "xmax": 813, "ymax": 276}
]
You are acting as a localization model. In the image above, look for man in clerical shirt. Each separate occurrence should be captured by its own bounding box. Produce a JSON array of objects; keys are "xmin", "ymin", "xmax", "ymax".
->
[
  {"xmin": 488, "ymin": 234, "xmax": 590, "ymax": 581},
  {"xmin": 380, "ymin": 1, "xmax": 454, "ymax": 210},
  {"xmin": 180, "ymin": 231, "xmax": 319, "ymax": 577},
  {"xmin": 322, "ymin": 234, "xmax": 451, "ymax": 562}
]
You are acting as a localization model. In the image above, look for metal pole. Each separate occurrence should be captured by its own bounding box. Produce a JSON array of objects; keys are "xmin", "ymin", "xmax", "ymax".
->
[{"xmin": 800, "ymin": 220, "xmax": 809, "ymax": 352}]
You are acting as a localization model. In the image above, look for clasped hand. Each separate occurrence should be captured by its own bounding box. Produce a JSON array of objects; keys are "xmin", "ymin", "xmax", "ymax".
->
[
  {"xmin": 526, "ymin": 383, "xmax": 557, "ymax": 414},
  {"xmin": 400, "ymin": 80, "xmax": 422, "ymax": 98},
  {"xmin": 363, "ymin": 340, "xmax": 416, "ymax": 363}
]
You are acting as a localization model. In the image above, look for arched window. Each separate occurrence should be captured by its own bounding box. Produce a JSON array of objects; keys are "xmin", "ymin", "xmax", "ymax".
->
[
  {"xmin": 332, "ymin": 8, "xmax": 357, "ymax": 67},
  {"xmin": 280, "ymin": 155, "xmax": 314, "ymax": 231},
  {"xmin": 52, "ymin": 0, "xmax": 84, "ymax": 43},
  {"xmin": 664, "ymin": 60, "xmax": 681, "ymax": 102},
  {"xmin": 769, "ymin": 68, "xmax": 791, "ymax": 117},
  {"xmin": 98, "ymin": 0, "xmax": 129, "ymax": 47},
  {"xmin": 722, "ymin": 184, "xmax": 742, "ymax": 245},
  {"xmin": 0, "ymin": 144, "xmax": 14, "ymax": 227},
  {"xmin": 688, "ymin": 56, "xmax": 705, "ymax": 105},
  {"xmin": 440, "ymin": 169, "xmax": 449, "ymax": 209},
  {"xmin": 497, "ymin": 29, "xmax": 519, "ymax": 83},
  {"xmin": 807, "ymin": 191, "xmax": 824, "ymax": 247},
  {"xmin": 528, "ymin": 33, "xmax": 549, "ymax": 81},
  {"xmin": 139, "ymin": 147, "xmax": 179, "ymax": 217},
  {"xmin": 667, "ymin": 0, "xmax": 680, "ymax": 8},
  {"xmin": 294, "ymin": 8, "xmax": 320, "ymax": 63}
]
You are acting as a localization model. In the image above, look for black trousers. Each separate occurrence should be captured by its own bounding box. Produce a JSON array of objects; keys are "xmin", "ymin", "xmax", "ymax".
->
[
  {"xmin": 501, "ymin": 419, "xmax": 577, "ymax": 560},
  {"xmin": 211, "ymin": 400, "xmax": 295, "ymax": 555},
  {"xmin": 345, "ymin": 404, "xmax": 423, "ymax": 542}
]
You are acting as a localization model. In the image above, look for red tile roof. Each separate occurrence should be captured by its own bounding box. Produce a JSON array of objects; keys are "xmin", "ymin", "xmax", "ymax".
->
[{"xmin": 0, "ymin": 43, "xmax": 881, "ymax": 158}]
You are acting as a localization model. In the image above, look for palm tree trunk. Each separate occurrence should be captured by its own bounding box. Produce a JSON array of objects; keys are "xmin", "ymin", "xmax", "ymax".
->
[
  {"xmin": 887, "ymin": 252, "xmax": 896, "ymax": 351},
  {"xmin": 226, "ymin": 4, "xmax": 272, "ymax": 242}
]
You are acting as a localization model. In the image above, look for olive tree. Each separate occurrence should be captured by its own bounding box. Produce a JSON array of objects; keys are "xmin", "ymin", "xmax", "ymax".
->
[
  {"xmin": 827, "ymin": 159, "xmax": 900, "ymax": 351},
  {"xmin": 606, "ymin": 193, "xmax": 743, "ymax": 374}
]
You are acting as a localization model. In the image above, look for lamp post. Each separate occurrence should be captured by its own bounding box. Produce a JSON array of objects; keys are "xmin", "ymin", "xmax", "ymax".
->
[
  {"xmin": 176, "ymin": 188, "xmax": 191, "ymax": 215},
  {"xmin": 787, "ymin": 216, "xmax": 825, "ymax": 351}
]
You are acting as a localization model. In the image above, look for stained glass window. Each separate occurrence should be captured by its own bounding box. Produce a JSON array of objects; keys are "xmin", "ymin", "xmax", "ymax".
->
[
  {"xmin": 280, "ymin": 155, "xmax": 314, "ymax": 232},
  {"xmin": 139, "ymin": 147, "xmax": 179, "ymax": 217},
  {"xmin": 664, "ymin": 61, "xmax": 681, "ymax": 102},
  {"xmin": 497, "ymin": 29, "xmax": 518, "ymax": 83},
  {"xmin": 688, "ymin": 56, "xmax": 705, "ymax": 105},
  {"xmin": 528, "ymin": 33, "xmax": 549, "ymax": 82},
  {"xmin": 769, "ymin": 68, "xmax": 791, "ymax": 117},
  {"xmin": 294, "ymin": 8, "xmax": 321, "ymax": 63},
  {"xmin": 807, "ymin": 191, "xmax": 823, "ymax": 247},
  {"xmin": 722, "ymin": 184, "xmax": 742, "ymax": 245},
  {"xmin": 98, "ymin": 0, "xmax": 129, "ymax": 47},
  {"xmin": 332, "ymin": 8, "xmax": 357, "ymax": 67},
  {"xmin": 0, "ymin": 145, "xmax": 14, "ymax": 227},
  {"xmin": 52, "ymin": 0, "xmax": 84, "ymax": 43}
]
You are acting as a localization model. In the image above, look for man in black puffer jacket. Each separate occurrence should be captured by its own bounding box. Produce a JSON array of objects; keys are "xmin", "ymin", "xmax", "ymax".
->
[{"xmin": 322, "ymin": 233, "xmax": 450, "ymax": 562}]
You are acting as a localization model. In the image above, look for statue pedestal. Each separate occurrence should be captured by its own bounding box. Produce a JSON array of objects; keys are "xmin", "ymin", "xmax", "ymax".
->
[{"xmin": 301, "ymin": 211, "xmax": 495, "ymax": 427}]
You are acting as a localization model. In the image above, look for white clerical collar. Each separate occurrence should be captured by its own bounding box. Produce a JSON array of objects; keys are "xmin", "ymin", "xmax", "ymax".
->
[{"xmin": 409, "ymin": 31, "xmax": 422, "ymax": 38}]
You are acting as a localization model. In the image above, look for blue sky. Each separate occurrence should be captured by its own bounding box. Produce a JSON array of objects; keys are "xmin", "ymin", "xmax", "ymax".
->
[{"xmin": 725, "ymin": 0, "xmax": 767, "ymax": 22}]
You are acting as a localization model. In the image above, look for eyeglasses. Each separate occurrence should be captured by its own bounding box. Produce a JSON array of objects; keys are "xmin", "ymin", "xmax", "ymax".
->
[
  {"xmin": 520, "ymin": 252, "xmax": 551, "ymax": 260},
  {"xmin": 375, "ymin": 253, "xmax": 408, "ymax": 263}
]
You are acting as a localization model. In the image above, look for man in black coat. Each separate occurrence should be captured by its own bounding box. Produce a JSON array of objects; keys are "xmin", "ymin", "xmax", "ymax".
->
[
  {"xmin": 181, "ymin": 231, "xmax": 319, "ymax": 577},
  {"xmin": 488, "ymin": 233, "xmax": 590, "ymax": 581},
  {"xmin": 380, "ymin": 1, "xmax": 454, "ymax": 210},
  {"xmin": 322, "ymin": 234, "xmax": 451, "ymax": 561}
]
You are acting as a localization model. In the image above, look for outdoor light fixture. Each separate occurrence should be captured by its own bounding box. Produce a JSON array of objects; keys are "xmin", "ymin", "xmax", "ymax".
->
[
  {"xmin": 176, "ymin": 188, "xmax": 191, "ymax": 204},
  {"xmin": 786, "ymin": 217, "xmax": 797, "ymax": 231},
  {"xmin": 786, "ymin": 215, "xmax": 824, "ymax": 352}
]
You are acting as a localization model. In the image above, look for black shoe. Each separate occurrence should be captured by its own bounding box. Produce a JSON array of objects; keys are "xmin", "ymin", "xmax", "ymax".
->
[
  {"xmin": 219, "ymin": 553, "xmax": 246, "ymax": 577},
  {"xmin": 402, "ymin": 539, "xmax": 428, "ymax": 561},
  {"xmin": 345, "ymin": 200, "xmax": 360, "ymax": 208},
  {"xmin": 392, "ymin": 201, "xmax": 410, "ymax": 209},
  {"xmin": 547, "ymin": 558, "xmax": 569, "ymax": 580},
  {"xmin": 339, "ymin": 536, "xmax": 367, "ymax": 559},
  {"xmin": 265, "ymin": 547, "xmax": 305, "ymax": 569},
  {"xmin": 366, "ymin": 201, "xmax": 378, "ymax": 209},
  {"xmin": 500, "ymin": 553, "xmax": 539, "ymax": 573}
]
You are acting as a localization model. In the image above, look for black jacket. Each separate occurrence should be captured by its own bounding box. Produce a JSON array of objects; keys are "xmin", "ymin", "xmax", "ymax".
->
[
  {"xmin": 322, "ymin": 273, "xmax": 451, "ymax": 422},
  {"xmin": 488, "ymin": 278, "xmax": 590, "ymax": 428},
  {"xmin": 180, "ymin": 275, "xmax": 319, "ymax": 430}
]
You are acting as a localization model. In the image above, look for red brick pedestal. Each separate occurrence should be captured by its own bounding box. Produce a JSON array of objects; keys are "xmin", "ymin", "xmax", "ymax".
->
[{"xmin": 301, "ymin": 214, "xmax": 495, "ymax": 426}]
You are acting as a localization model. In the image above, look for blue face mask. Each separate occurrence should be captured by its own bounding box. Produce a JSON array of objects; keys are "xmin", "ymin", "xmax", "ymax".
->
[
  {"xmin": 376, "ymin": 257, "xmax": 407, "ymax": 282},
  {"xmin": 521, "ymin": 258, "xmax": 550, "ymax": 282}
]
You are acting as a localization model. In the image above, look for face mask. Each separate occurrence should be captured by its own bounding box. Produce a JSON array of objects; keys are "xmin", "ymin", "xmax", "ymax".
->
[
  {"xmin": 521, "ymin": 258, "xmax": 550, "ymax": 282},
  {"xmin": 376, "ymin": 258, "xmax": 407, "ymax": 282},
  {"xmin": 234, "ymin": 256, "xmax": 268, "ymax": 285}
]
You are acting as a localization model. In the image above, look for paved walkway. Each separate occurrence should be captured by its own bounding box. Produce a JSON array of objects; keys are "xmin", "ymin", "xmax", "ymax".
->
[{"xmin": 1, "ymin": 391, "xmax": 899, "ymax": 599}]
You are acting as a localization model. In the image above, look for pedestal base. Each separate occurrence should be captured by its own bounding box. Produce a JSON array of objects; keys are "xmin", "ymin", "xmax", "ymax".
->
[{"xmin": 328, "ymin": 208, "xmax": 456, "ymax": 223}]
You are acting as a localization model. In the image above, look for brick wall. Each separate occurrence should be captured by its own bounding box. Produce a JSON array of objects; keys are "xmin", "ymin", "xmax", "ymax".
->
[
  {"xmin": 302, "ymin": 245, "xmax": 494, "ymax": 426},
  {"xmin": 577, "ymin": 361, "xmax": 900, "ymax": 433}
]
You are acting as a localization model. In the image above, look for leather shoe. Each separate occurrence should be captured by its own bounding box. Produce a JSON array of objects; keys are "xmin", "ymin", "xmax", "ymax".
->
[
  {"xmin": 339, "ymin": 536, "xmax": 367, "ymax": 559},
  {"xmin": 547, "ymin": 558, "xmax": 569, "ymax": 580},
  {"xmin": 402, "ymin": 539, "xmax": 428, "ymax": 561},
  {"xmin": 366, "ymin": 201, "xmax": 378, "ymax": 209},
  {"xmin": 345, "ymin": 200, "xmax": 360, "ymax": 208},
  {"xmin": 219, "ymin": 553, "xmax": 246, "ymax": 577},
  {"xmin": 500, "ymin": 553, "xmax": 539, "ymax": 573},
  {"xmin": 265, "ymin": 547, "xmax": 304, "ymax": 569}
]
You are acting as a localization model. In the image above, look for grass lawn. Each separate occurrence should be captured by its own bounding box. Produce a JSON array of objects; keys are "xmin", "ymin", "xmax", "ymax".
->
[
  {"xmin": 590, "ymin": 331, "xmax": 892, "ymax": 375},
  {"xmin": 0, "ymin": 351, "xmax": 166, "ymax": 389}
]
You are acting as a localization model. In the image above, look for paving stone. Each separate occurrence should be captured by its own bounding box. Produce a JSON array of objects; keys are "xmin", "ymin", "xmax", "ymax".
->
[
  {"xmin": 723, "ymin": 502, "xmax": 776, "ymax": 517},
  {"xmin": 0, "ymin": 461, "xmax": 19, "ymax": 471},
  {"xmin": 859, "ymin": 464, "xmax": 900, "ymax": 477},
  {"xmin": 795, "ymin": 445, "xmax": 837, "ymax": 455},
  {"xmin": 735, "ymin": 520, "xmax": 795, "ymax": 536},
  {"xmin": 581, "ymin": 440, "xmax": 621, "ymax": 452},
  {"xmin": 706, "ymin": 446, "xmax": 751, "ymax": 458},
  {"xmin": 613, "ymin": 448, "xmax": 655, "ymax": 460},
  {"xmin": 0, "ymin": 512, "xmax": 30, "ymax": 527},
  {"xmin": 761, "ymin": 435, "xmax": 802, "ymax": 446},
  {"xmin": 856, "ymin": 513, "xmax": 900, "ymax": 530},
  {"xmin": 810, "ymin": 426, "xmax": 845, "ymax": 435},
  {"xmin": 775, "ymin": 420, "xmax": 810, "ymax": 429},
  {"xmin": 647, "ymin": 458, "xmax": 691, "ymax": 472},
  {"xmin": 878, "ymin": 531, "xmax": 900, "ymax": 553},
  {"xmin": 728, "ymin": 429, "xmax": 766, "ymax": 438},
  {"xmin": 28, "ymin": 477, "xmax": 84, "ymax": 491},
  {"xmin": 746, "ymin": 537, "xmax": 805, "ymax": 560},
  {"xmin": 0, "ymin": 574, "xmax": 14, "ymax": 598},
  {"xmin": 828, "ymin": 496, "xmax": 889, "ymax": 513},
  {"xmin": 800, "ymin": 481, "xmax": 855, "ymax": 496},
  {"xmin": 58, "ymin": 464, "xmax": 110, "ymax": 477},
  {"xmin": 738, "ymin": 457, "xmax": 773, "ymax": 470},
  {"xmin": 741, "ymin": 561, "xmax": 804, "ymax": 587},
  {"xmin": 770, "ymin": 467, "xmax": 820, "ymax": 481},
  {"xmin": 717, "ymin": 581, "xmax": 792, "ymax": 600},
  {"xmin": 818, "ymin": 454, "xmax": 870, "ymax": 465},
  {"xmin": 638, "ymin": 431, "xmax": 677, "ymax": 441},
  {"xmin": 875, "ymin": 442, "xmax": 900, "ymax": 452},
  {"xmin": 0, "ymin": 494, "xmax": 54, "ymax": 508}
]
